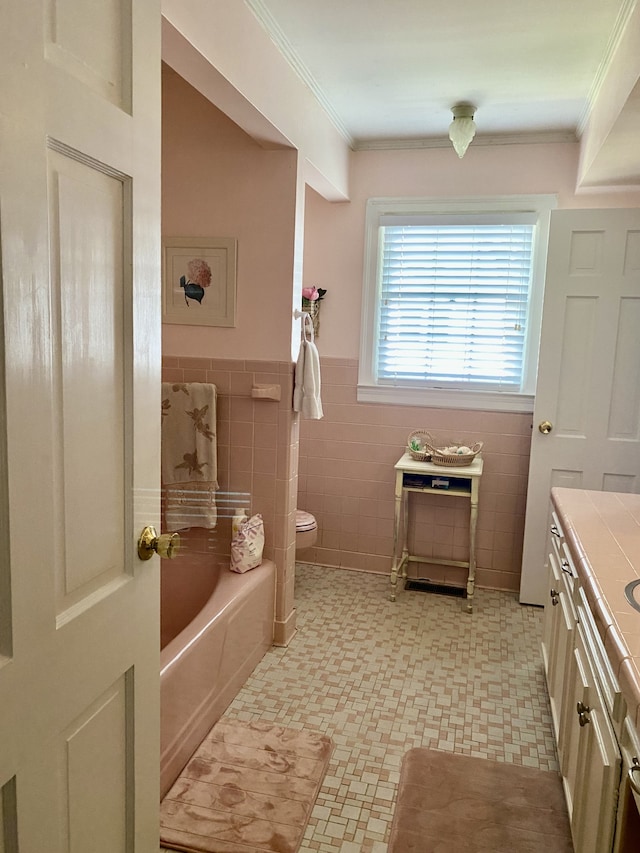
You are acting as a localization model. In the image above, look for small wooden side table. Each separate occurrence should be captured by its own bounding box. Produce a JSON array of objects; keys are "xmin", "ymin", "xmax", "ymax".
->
[{"xmin": 390, "ymin": 452, "xmax": 484, "ymax": 612}]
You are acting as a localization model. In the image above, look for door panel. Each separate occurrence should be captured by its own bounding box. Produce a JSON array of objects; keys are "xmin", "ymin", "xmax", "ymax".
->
[
  {"xmin": 44, "ymin": 0, "xmax": 132, "ymax": 110},
  {"xmin": 555, "ymin": 296, "xmax": 596, "ymax": 436},
  {"xmin": 608, "ymin": 296, "xmax": 640, "ymax": 440},
  {"xmin": 602, "ymin": 473, "xmax": 637, "ymax": 492},
  {"xmin": 51, "ymin": 147, "xmax": 129, "ymax": 613},
  {"xmin": 0, "ymin": 1, "xmax": 161, "ymax": 849},
  {"xmin": 520, "ymin": 209, "xmax": 640, "ymax": 605},
  {"xmin": 63, "ymin": 672, "xmax": 132, "ymax": 852}
]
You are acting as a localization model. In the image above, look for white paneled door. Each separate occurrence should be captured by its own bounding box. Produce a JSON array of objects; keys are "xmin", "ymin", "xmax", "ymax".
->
[
  {"xmin": 520, "ymin": 209, "xmax": 640, "ymax": 605},
  {"xmin": 0, "ymin": 1, "xmax": 161, "ymax": 850}
]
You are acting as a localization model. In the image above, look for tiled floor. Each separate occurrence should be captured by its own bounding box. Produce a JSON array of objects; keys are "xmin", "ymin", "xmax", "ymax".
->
[{"xmin": 161, "ymin": 564, "xmax": 558, "ymax": 853}]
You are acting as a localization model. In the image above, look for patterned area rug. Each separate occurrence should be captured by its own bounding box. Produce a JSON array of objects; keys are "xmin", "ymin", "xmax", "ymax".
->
[
  {"xmin": 388, "ymin": 748, "xmax": 574, "ymax": 852},
  {"xmin": 160, "ymin": 718, "xmax": 333, "ymax": 853}
]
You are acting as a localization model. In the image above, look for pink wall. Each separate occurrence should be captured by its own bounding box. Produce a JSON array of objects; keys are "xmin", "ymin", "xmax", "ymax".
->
[
  {"xmin": 162, "ymin": 66, "xmax": 299, "ymax": 363},
  {"xmin": 303, "ymin": 144, "xmax": 640, "ymax": 360},
  {"xmin": 297, "ymin": 358, "xmax": 530, "ymax": 592},
  {"xmin": 298, "ymin": 142, "xmax": 640, "ymax": 594},
  {"xmin": 162, "ymin": 0, "xmax": 350, "ymax": 200},
  {"xmin": 162, "ymin": 68, "xmax": 640, "ymax": 617},
  {"xmin": 162, "ymin": 355, "xmax": 299, "ymax": 647},
  {"xmin": 162, "ymin": 68, "xmax": 301, "ymax": 645}
]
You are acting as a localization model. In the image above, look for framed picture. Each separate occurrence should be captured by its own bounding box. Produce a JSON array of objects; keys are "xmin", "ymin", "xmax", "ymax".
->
[{"xmin": 162, "ymin": 236, "xmax": 237, "ymax": 327}]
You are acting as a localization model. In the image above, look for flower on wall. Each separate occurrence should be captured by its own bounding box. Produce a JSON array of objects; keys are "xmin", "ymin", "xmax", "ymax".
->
[
  {"xmin": 302, "ymin": 286, "xmax": 327, "ymax": 336},
  {"xmin": 302, "ymin": 286, "xmax": 326, "ymax": 304},
  {"xmin": 180, "ymin": 258, "xmax": 212, "ymax": 305}
]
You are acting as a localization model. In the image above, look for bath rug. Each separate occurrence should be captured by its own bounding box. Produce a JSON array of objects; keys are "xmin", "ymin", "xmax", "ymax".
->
[
  {"xmin": 388, "ymin": 748, "xmax": 573, "ymax": 852},
  {"xmin": 160, "ymin": 717, "xmax": 333, "ymax": 853}
]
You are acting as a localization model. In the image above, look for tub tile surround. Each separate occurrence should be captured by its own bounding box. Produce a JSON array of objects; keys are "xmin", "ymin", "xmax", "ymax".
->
[
  {"xmin": 551, "ymin": 487, "xmax": 640, "ymax": 730},
  {"xmin": 163, "ymin": 352, "xmax": 534, "ymax": 653},
  {"xmin": 162, "ymin": 356, "xmax": 299, "ymax": 646},
  {"xmin": 161, "ymin": 565, "xmax": 557, "ymax": 853}
]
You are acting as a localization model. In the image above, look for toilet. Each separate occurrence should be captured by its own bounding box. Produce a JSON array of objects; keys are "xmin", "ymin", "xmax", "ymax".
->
[{"xmin": 295, "ymin": 510, "xmax": 318, "ymax": 553}]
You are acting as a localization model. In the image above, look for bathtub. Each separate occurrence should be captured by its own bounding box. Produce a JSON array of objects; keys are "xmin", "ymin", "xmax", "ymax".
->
[{"xmin": 160, "ymin": 555, "xmax": 275, "ymax": 797}]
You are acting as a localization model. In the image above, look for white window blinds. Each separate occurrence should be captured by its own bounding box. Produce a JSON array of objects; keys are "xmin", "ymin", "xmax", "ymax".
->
[{"xmin": 377, "ymin": 216, "xmax": 536, "ymax": 391}]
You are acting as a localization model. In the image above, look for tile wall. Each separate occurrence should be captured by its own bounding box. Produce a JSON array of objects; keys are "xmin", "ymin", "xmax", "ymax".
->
[
  {"xmin": 298, "ymin": 358, "xmax": 533, "ymax": 593},
  {"xmin": 162, "ymin": 352, "xmax": 533, "ymax": 647},
  {"xmin": 162, "ymin": 355, "xmax": 299, "ymax": 645}
]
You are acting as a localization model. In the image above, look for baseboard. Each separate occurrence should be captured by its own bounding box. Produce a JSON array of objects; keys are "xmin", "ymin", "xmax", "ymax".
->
[{"xmin": 273, "ymin": 609, "xmax": 297, "ymax": 647}]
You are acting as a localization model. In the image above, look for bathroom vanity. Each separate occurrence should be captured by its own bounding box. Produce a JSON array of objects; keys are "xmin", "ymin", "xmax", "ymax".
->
[{"xmin": 542, "ymin": 488, "xmax": 640, "ymax": 853}]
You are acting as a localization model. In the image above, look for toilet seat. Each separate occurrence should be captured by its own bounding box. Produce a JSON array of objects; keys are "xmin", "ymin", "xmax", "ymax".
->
[
  {"xmin": 295, "ymin": 510, "xmax": 318, "ymax": 553},
  {"xmin": 295, "ymin": 510, "xmax": 317, "ymax": 532}
]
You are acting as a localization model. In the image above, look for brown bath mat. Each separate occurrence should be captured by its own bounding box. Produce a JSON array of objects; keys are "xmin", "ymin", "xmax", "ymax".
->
[
  {"xmin": 160, "ymin": 717, "xmax": 333, "ymax": 853},
  {"xmin": 388, "ymin": 748, "xmax": 573, "ymax": 852}
]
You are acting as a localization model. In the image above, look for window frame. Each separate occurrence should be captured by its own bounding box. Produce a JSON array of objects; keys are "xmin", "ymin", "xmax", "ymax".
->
[{"xmin": 357, "ymin": 195, "xmax": 557, "ymax": 413}]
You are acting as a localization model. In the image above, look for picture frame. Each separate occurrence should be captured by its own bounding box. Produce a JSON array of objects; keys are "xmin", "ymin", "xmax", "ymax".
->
[{"xmin": 162, "ymin": 236, "xmax": 237, "ymax": 327}]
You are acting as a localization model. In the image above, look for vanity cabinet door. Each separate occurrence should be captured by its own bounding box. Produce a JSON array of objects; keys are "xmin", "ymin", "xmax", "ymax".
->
[
  {"xmin": 541, "ymin": 555, "xmax": 556, "ymax": 671},
  {"xmin": 542, "ymin": 548, "xmax": 574, "ymax": 762},
  {"xmin": 565, "ymin": 622, "xmax": 620, "ymax": 853}
]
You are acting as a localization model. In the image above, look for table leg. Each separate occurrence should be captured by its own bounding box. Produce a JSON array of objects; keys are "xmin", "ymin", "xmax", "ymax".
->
[
  {"xmin": 390, "ymin": 557, "xmax": 400, "ymax": 602},
  {"xmin": 466, "ymin": 481, "xmax": 479, "ymax": 613},
  {"xmin": 401, "ymin": 487, "xmax": 409, "ymax": 580},
  {"xmin": 390, "ymin": 475, "xmax": 403, "ymax": 601}
]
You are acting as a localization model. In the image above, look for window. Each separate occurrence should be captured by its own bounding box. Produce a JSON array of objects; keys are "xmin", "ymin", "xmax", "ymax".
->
[{"xmin": 358, "ymin": 195, "xmax": 556, "ymax": 413}]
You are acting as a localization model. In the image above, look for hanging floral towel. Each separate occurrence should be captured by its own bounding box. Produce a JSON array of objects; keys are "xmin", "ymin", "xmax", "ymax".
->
[{"xmin": 161, "ymin": 382, "xmax": 218, "ymax": 532}]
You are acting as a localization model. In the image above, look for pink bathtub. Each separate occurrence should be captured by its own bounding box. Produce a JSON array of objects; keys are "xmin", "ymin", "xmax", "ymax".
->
[{"xmin": 160, "ymin": 554, "xmax": 275, "ymax": 797}]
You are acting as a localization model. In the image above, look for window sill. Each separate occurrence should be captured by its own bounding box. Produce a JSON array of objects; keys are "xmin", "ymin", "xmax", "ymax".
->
[{"xmin": 356, "ymin": 384, "xmax": 534, "ymax": 413}]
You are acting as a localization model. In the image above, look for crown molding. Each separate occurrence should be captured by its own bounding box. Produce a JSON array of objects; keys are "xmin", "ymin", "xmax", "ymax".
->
[
  {"xmin": 245, "ymin": 0, "xmax": 596, "ymax": 154},
  {"xmin": 354, "ymin": 130, "xmax": 577, "ymax": 151},
  {"xmin": 576, "ymin": 0, "xmax": 637, "ymax": 137},
  {"xmin": 245, "ymin": 0, "xmax": 355, "ymax": 147}
]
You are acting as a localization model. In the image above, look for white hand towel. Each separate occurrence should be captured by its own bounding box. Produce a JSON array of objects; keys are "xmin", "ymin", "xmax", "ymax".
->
[
  {"xmin": 293, "ymin": 313, "xmax": 324, "ymax": 419},
  {"xmin": 293, "ymin": 341, "xmax": 306, "ymax": 413},
  {"xmin": 162, "ymin": 382, "xmax": 218, "ymax": 531},
  {"xmin": 301, "ymin": 339, "xmax": 323, "ymax": 419}
]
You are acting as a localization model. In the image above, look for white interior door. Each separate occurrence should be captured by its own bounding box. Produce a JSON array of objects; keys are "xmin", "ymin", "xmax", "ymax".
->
[
  {"xmin": 0, "ymin": 1, "xmax": 162, "ymax": 849},
  {"xmin": 520, "ymin": 208, "xmax": 640, "ymax": 605}
]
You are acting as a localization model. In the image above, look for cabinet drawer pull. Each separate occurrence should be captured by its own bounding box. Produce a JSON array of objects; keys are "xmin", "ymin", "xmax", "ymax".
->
[
  {"xmin": 576, "ymin": 701, "xmax": 591, "ymax": 727},
  {"xmin": 630, "ymin": 758, "xmax": 640, "ymax": 796},
  {"xmin": 550, "ymin": 524, "xmax": 561, "ymax": 538},
  {"xmin": 561, "ymin": 559, "xmax": 572, "ymax": 576},
  {"xmin": 550, "ymin": 589, "xmax": 559, "ymax": 606}
]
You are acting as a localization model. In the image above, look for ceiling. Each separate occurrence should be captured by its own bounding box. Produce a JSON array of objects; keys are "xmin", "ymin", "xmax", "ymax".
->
[{"xmin": 246, "ymin": 0, "xmax": 634, "ymax": 155}]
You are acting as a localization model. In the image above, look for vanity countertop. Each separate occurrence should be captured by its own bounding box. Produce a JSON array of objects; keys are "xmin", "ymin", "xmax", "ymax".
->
[{"xmin": 551, "ymin": 488, "xmax": 640, "ymax": 732}]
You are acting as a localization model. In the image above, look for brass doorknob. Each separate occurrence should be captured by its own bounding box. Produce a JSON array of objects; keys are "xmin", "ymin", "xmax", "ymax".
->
[
  {"xmin": 538, "ymin": 420, "xmax": 553, "ymax": 434},
  {"xmin": 137, "ymin": 526, "xmax": 181, "ymax": 561}
]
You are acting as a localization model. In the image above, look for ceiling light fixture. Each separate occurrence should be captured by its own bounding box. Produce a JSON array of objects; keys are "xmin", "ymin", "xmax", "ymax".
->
[{"xmin": 448, "ymin": 103, "xmax": 476, "ymax": 158}]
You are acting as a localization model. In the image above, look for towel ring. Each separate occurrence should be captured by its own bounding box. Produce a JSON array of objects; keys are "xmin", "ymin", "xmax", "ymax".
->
[{"xmin": 294, "ymin": 309, "xmax": 314, "ymax": 342}]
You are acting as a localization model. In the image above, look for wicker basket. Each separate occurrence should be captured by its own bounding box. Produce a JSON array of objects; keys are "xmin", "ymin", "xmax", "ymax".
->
[
  {"xmin": 406, "ymin": 430, "xmax": 434, "ymax": 462},
  {"xmin": 425, "ymin": 441, "xmax": 483, "ymax": 467}
]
